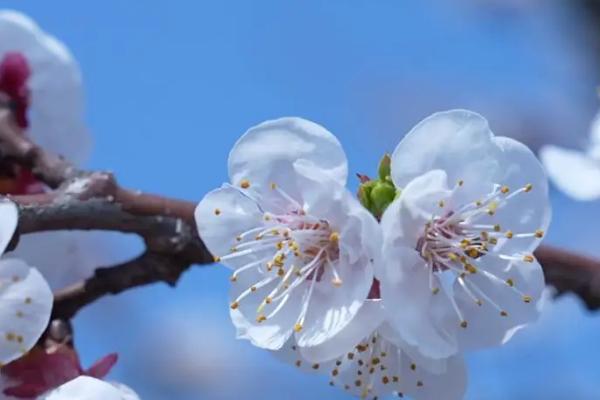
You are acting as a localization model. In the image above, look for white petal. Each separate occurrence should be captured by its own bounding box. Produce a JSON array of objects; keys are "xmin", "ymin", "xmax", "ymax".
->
[
  {"xmin": 195, "ymin": 185, "xmax": 263, "ymax": 266},
  {"xmin": 455, "ymin": 257, "xmax": 544, "ymax": 350},
  {"xmin": 539, "ymin": 145, "xmax": 600, "ymax": 201},
  {"xmin": 0, "ymin": 259, "xmax": 52, "ymax": 364},
  {"xmin": 299, "ymin": 300, "xmax": 384, "ymax": 363},
  {"xmin": 0, "ymin": 11, "xmax": 91, "ymax": 165},
  {"xmin": 228, "ymin": 117, "xmax": 347, "ymax": 204},
  {"xmin": 37, "ymin": 377, "xmax": 139, "ymax": 400},
  {"xmin": 0, "ymin": 200, "xmax": 18, "ymax": 255},
  {"xmin": 229, "ymin": 268, "xmax": 301, "ymax": 350},
  {"xmin": 391, "ymin": 110, "xmax": 498, "ymax": 198},
  {"xmin": 378, "ymin": 245, "xmax": 457, "ymax": 359}
]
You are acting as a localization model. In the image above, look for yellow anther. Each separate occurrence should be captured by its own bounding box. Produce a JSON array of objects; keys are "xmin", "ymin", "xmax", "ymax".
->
[
  {"xmin": 240, "ymin": 179, "xmax": 251, "ymax": 189},
  {"xmin": 466, "ymin": 249, "xmax": 480, "ymax": 258},
  {"xmin": 270, "ymin": 182, "xmax": 277, "ymax": 190},
  {"xmin": 460, "ymin": 239, "xmax": 470, "ymax": 249},
  {"xmin": 230, "ymin": 302, "xmax": 239, "ymax": 310},
  {"xmin": 493, "ymin": 224, "xmax": 501, "ymax": 232},
  {"xmin": 535, "ymin": 229, "xmax": 544, "ymax": 238},
  {"xmin": 356, "ymin": 344, "xmax": 369, "ymax": 352},
  {"xmin": 448, "ymin": 252, "xmax": 458, "ymax": 261},
  {"xmin": 276, "ymin": 242, "xmax": 284, "ymax": 250},
  {"xmin": 250, "ymin": 286, "xmax": 257, "ymax": 292},
  {"xmin": 506, "ymin": 278, "xmax": 514, "ymax": 287},
  {"xmin": 475, "ymin": 200, "xmax": 482, "ymax": 206},
  {"xmin": 523, "ymin": 255, "xmax": 535, "ymax": 263},
  {"xmin": 294, "ymin": 323, "xmax": 303, "ymax": 332},
  {"xmin": 500, "ymin": 310, "xmax": 508, "ymax": 317},
  {"xmin": 213, "ymin": 255, "xmax": 221, "ymax": 262},
  {"xmin": 431, "ymin": 287, "xmax": 440, "ymax": 295},
  {"xmin": 329, "ymin": 232, "xmax": 340, "ymax": 243},
  {"xmin": 438, "ymin": 200, "xmax": 445, "ymax": 208},
  {"xmin": 230, "ymin": 247, "xmax": 238, "ymax": 253},
  {"xmin": 465, "ymin": 264, "xmax": 477, "ymax": 274},
  {"xmin": 523, "ymin": 295, "xmax": 532, "ymax": 303},
  {"xmin": 236, "ymin": 236, "xmax": 242, "ymax": 242},
  {"xmin": 264, "ymin": 215, "xmax": 271, "ymax": 221},
  {"xmin": 500, "ymin": 186, "xmax": 510, "ymax": 194},
  {"xmin": 410, "ymin": 363, "xmax": 416, "ymax": 371},
  {"xmin": 460, "ymin": 320, "xmax": 468, "ymax": 328},
  {"xmin": 487, "ymin": 202, "xmax": 498, "ymax": 215},
  {"xmin": 524, "ymin": 183, "xmax": 533, "ymax": 192},
  {"xmin": 489, "ymin": 237, "xmax": 498, "ymax": 245},
  {"xmin": 214, "ymin": 208, "xmax": 221, "ymax": 216},
  {"xmin": 505, "ymin": 231, "xmax": 514, "ymax": 239},
  {"xmin": 277, "ymin": 268, "xmax": 285, "ymax": 277},
  {"xmin": 332, "ymin": 278, "xmax": 343, "ymax": 287},
  {"xmin": 256, "ymin": 314, "xmax": 267, "ymax": 323},
  {"xmin": 265, "ymin": 297, "xmax": 272, "ymax": 304}
]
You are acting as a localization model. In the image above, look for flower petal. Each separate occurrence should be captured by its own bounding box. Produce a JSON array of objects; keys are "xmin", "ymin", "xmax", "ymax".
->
[
  {"xmin": 539, "ymin": 145, "xmax": 600, "ymax": 201},
  {"xmin": 0, "ymin": 10, "xmax": 91, "ymax": 166},
  {"xmin": 195, "ymin": 185, "xmax": 264, "ymax": 266},
  {"xmin": 0, "ymin": 200, "xmax": 18, "ymax": 255},
  {"xmin": 299, "ymin": 300, "xmax": 384, "ymax": 363},
  {"xmin": 391, "ymin": 110, "xmax": 498, "ymax": 199},
  {"xmin": 228, "ymin": 117, "xmax": 347, "ymax": 207},
  {"xmin": 0, "ymin": 259, "xmax": 52, "ymax": 364},
  {"xmin": 37, "ymin": 376, "xmax": 139, "ymax": 400}
]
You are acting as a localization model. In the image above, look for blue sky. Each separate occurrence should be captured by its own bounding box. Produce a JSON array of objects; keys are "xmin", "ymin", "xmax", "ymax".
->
[{"xmin": 5, "ymin": 1, "xmax": 600, "ymax": 399}]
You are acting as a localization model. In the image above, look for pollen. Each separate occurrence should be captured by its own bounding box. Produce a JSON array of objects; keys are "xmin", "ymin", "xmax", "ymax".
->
[
  {"xmin": 240, "ymin": 179, "xmax": 251, "ymax": 189},
  {"xmin": 329, "ymin": 231, "xmax": 340, "ymax": 243},
  {"xmin": 522, "ymin": 255, "xmax": 535, "ymax": 263}
]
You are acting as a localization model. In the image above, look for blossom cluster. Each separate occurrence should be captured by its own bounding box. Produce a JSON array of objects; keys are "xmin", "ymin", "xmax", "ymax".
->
[
  {"xmin": 195, "ymin": 110, "xmax": 551, "ymax": 399},
  {"xmin": 0, "ymin": 10, "xmax": 139, "ymax": 400}
]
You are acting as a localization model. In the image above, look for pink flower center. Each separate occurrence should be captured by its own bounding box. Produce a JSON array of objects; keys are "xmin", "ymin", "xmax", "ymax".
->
[{"xmin": 0, "ymin": 52, "xmax": 31, "ymax": 129}]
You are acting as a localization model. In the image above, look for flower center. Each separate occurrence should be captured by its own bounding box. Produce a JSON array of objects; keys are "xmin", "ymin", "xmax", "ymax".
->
[
  {"xmin": 216, "ymin": 182, "xmax": 342, "ymax": 332},
  {"xmin": 415, "ymin": 181, "xmax": 542, "ymax": 328},
  {"xmin": 0, "ymin": 52, "xmax": 30, "ymax": 129}
]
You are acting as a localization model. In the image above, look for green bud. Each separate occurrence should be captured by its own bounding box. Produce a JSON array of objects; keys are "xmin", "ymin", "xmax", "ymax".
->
[
  {"xmin": 370, "ymin": 180, "xmax": 396, "ymax": 217},
  {"xmin": 378, "ymin": 153, "xmax": 392, "ymax": 181},
  {"xmin": 358, "ymin": 180, "xmax": 376, "ymax": 212}
]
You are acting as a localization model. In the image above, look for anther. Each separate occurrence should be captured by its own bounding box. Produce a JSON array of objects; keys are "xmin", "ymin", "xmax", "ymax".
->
[
  {"xmin": 523, "ymin": 295, "xmax": 532, "ymax": 303},
  {"xmin": 522, "ymin": 255, "xmax": 534, "ymax": 263},
  {"xmin": 501, "ymin": 186, "xmax": 510, "ymax": 194},
  {"xmin": 294, "ymin": 323, "xmax": 303, "ymax": 332},
  {"xmin": 505, "ymin": 231, "xmax": 513, "ymax": 239},
  {"xmin": 535, "ymin": 229, "xmax": 544, "ymax": 238},
  {"xmin": 230, "ymin": 302, "xmax": 239, "ymax": 310},
  {"xmin": 256, "ymin": 314, "xmax": 267, "ymax": 323},
  {"xmin": 500, "ymin": 310, "xmax": 508, "ymax": 317},
  {"xmin": 524, "ymin": 183, "xmax": 533, "ymax": 192},
  {"xmin": 214, "ymin": 208, "xmax": 221, "ymax": 216},
  {"xmin": 329, "ymin": 232, "xmax": 340, "ymax": 243},
  {"xmin": 460, "ymin": 320, "xmax": 468, "ymax": 328},
  {"xmin": 240, "ymin": 179, "xmax": 251, "ymax": 189},
  {"xmin": 332, "ymin": 277, "xmax": 343, "ymax": 287}
]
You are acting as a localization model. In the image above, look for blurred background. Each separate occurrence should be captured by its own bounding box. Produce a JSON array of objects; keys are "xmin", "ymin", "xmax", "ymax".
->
[{"xmin": 5, "ymin": 0, "xmax": 600, "ymax": 398}]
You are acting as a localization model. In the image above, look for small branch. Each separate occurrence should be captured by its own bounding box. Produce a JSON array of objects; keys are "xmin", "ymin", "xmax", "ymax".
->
[{"xmin": 2, "ymin": 109, "xmax": 600, "ymax": 319}]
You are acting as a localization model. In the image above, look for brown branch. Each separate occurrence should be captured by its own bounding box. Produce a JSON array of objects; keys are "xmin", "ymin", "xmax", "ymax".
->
[{"xmin": 2, "ymin": 109, "xmax": 600, "ymax": 321}]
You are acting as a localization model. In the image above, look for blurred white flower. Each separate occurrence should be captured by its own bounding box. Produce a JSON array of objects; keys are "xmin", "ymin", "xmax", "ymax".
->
[
  {"xmin": 539, "ymin": 112, "xmax": 600, "ymax": 200},
  {"xmin": 37, "ymin": 376, "xmax": 139, "ymax": 400},
  {"xmin": 0, "ymin": 9, "xmax": 91, "ymax": 164},
  {"xmin": 195, "ymin": 117, "xmax": 380, "ymax": 353},
  {"xmin": 279, "ymin": 300, "xmax": 466, "ymax": 400},
  {"xmin": 0, "ymin": 200, "xmax": 52, "ymax": 365},
  {"xmin": 378, "ymin": 110, "xmax": 550, "ymax": 359}
]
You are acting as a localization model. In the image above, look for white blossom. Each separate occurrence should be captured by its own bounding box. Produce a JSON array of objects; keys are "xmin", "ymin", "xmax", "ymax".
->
[
  {"xmin": 278, "ymin": 300, "xmax": 466, "ymax": 400},
  {"xmin": 37, "ymin": 377, "xmax": 139, "ymax": 400},
  {"xmin": 0, "ymin": 200, "xmax": 52, "ymax": 365},
  {"xmin": 195, "ymin": 117, "xmax": 380, "ymax": 353},
  {"xmin": 0, "ymin": 9, "xmax": 91, "ymax": 164},
  {"xmin": 539, "ymin": 111, "xmax": 600, "ymax": 200},
  {"xmin": 378, "ymin": 110, "xmax": 550, "ymax": 359}
]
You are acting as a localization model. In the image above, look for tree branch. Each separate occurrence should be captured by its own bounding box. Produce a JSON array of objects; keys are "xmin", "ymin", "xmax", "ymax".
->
[{"xmin": 2, "ymin": 109, "xmax": 600, "ymax": 321}]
